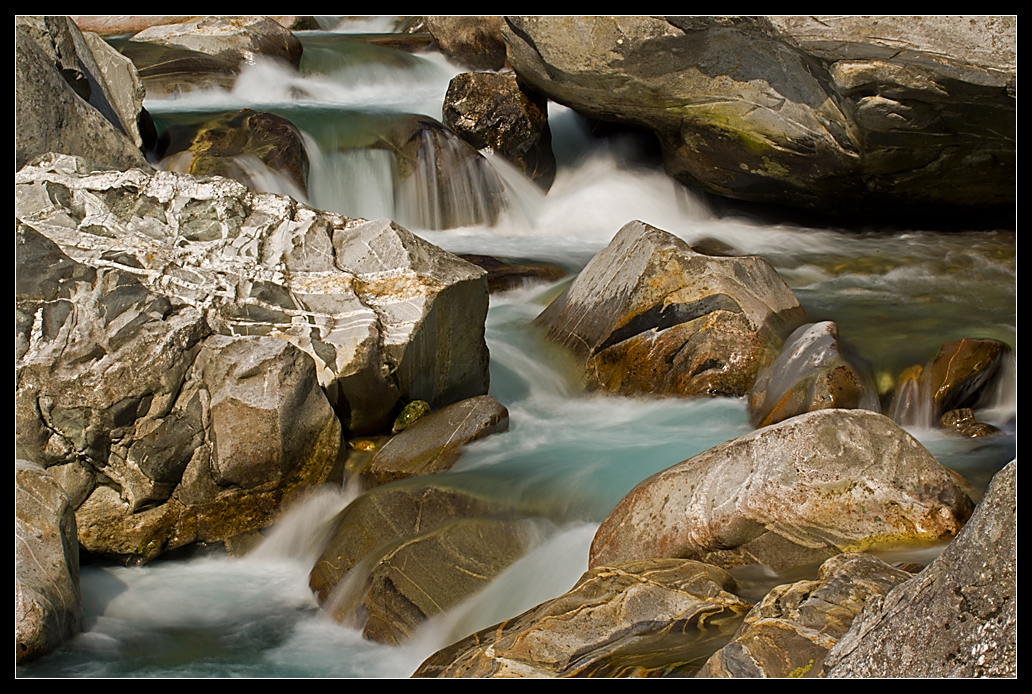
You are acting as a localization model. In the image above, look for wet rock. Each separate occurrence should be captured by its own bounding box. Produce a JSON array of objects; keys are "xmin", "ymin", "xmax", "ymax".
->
[
  {"xmin": 309, "ymin": 481, "xmax": 529, "ymax": 644},
  {"xmin": 364, "ymin": 396, "xmax": 509, "ymax": 487},
  {"xmin": 158, "ymin": 109, "xmax": 310, "ymax": 199},
  {"xmin": 696, "ymin": 552, "xmax": 913, "ymax": 678},
  {"xmin": 825, "ymin": 460, "xmax": 1016, "ymax": 677},
  {"xmin": 589, "ymin": 409, "xmax": 974, "ymax": 573},
  {"xmin": 444, "ymin": 72, "xmax": 556, "ymax": 189},
  {"xmin": 310, "ymin": 483, "xmax": 509, "ymax": 604},
  {"xmin": 121, "ymin": 16, "xmax": 303, "ymax": 96},
  {"xmin": 501, "ymin": 16, "xmax": 1014, "ymax": 217},
  {"xmin": 15, "ymin": 461, "xmax": 82, "ymax": 664},
  {"xmin": 748, "ymin": 321, "xmax": 878, "ymax": 427},
  {"xmin": 889, "ymin": 338, "xmax": 1011, "ymax": 428},
  {"xmin": 426, "ymin": 16, "xmax": 506, "ymax": 71},
  {"xmin": 457, "ymin": 254, "xmax": 567, "ymax": 293},
  {"xmin": 344, "ymin": 517, "xmax": 535, "ymax": 645},
  {"xmin": 534, "ymin": 220, "xmax": 806, "ymax": 398},
  {"xmin": 378, "ymin": 114, "xmax": 508, "ymax": 230},
  {"xmin": 414, "ymin": 559, "xmax": 752, "ymax": 677}
]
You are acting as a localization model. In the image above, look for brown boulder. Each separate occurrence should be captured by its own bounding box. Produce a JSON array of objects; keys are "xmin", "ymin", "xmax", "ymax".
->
[{"xmin": 535, "ymin": 220, "xmax": 805, "ymax": 398}]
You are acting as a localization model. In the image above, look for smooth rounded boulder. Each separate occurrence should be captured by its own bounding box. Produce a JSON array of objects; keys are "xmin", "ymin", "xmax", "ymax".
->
[{"xmin": 589, "ymin": 409, "xmax": 974, "ymax": 572}]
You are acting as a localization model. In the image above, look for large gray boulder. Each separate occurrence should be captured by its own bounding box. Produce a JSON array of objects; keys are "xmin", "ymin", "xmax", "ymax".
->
[
  {"xmin": 15, "ymin": 153, "xmax": 491, "ymax": 435},
  {"xmin": 535, "ymin": 220, "xmax": 805, "ymax": 398},
  {"xmin": 824, "ymin": 460, "xmax": 1016, "ymax": 678},
  {"xmin": 15, "ymin": 17, "xmax": 150, "ymax": 171},
  {"xmin": 15, "ymin": 461, "xmax": 82, "ymax": 664},
  {"xmin": 501, "ymin": 16, "xmax": 1014, "ymax": 216},
  {"xmin": 16, "ymin": 221, "xmax": 341, "ymax": 562},
  {"xmin": 589, "ymin": 409, "xmax": 974, "ymax": 572}
]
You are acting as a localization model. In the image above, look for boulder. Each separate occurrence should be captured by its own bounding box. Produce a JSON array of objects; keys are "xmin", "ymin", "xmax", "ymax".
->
[
  {"xmin": 359, "ymin": 395, "xmax": 509, "ymax": 487},
  {"xmin": 589, "ymin": 409, "xmax": 974, "ymax": 572},
  {"xmin": 338, "ymin": 516, "xmax": 536, "ymax": 645},
  {"xmin": 534, "ymin": 220, "xmax": 806, "ymax": 398},
  {"xmin": 158, "ymin": 109, "xmax": 310, "ymax": 199},
  {"xmin": 748, "ymin": 321, "xmax": 878, "ymax": 427},
  {"xmin": 824, "ymin": 460, "xmax": 1016, "ymax": 678},
  {"xmin": 414, "ymin": 559, "xmax": 752, "ymax": 677},
  {"xmin": 696, "ymin": 552, "xmax": 913, "ymax": 678},
  {"xmin": 426, "ymin": 16, "xmax": 506, "ymax": 71},
  {"xmin": 15, "ymin": 228, "xmax": 340, "ymax": 561},
  {"xmin": 501, "ymin": 16, "xmax": 1014, "ymax": 217},
  {"xmin": 889, "ymin": 338, "xmax": 1011, "ymax": 428},
  {"xmin": 309, "ymin": 482, "xmax": 510, "ymax": 606},
  {"xmin": 15, "ymin": 461, "xmax": 82, "ymax": 664},
  {"xmin": 15, "ymin": 18, "xmax": 150, "ymax": 171},
  {"xmin": 15, "ymin": 153, "xmax": 491, "ymax": 435},
  {"xmin": 120, "ymin": 16, "xmax": 303, "ymax": 96},
  {"xmin": 443, "ymin": 72, "xmax": 556, "ymax": 189}
]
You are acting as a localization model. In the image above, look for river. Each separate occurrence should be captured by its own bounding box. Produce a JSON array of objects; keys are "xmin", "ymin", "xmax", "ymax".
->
[{"xmin": 20, "ymin": 19, "xmax": 1016, "ymax": 678}]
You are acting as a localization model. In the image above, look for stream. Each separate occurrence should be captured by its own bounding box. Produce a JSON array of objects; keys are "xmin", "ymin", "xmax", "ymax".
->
[{"xmin": 20, "ymin": 19, "xmax": 1016, "ymax": 678}]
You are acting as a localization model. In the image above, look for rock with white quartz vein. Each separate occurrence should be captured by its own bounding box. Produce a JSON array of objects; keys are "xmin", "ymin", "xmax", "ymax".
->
[{"xmin": 15, "ymin": 153, "xmax": 490, "ymax": 435}]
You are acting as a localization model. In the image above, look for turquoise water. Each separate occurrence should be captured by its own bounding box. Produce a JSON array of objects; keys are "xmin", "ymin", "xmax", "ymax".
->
[{"xmin": 19, "ymin": 24, "xmax": 1015, "ymax": 678}]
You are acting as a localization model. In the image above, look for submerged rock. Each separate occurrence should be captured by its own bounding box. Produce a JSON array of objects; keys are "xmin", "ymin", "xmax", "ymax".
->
[
  {"xmin": 696, "ymin": 552, "xmax": 913, "ymax": 678},
  {"xmin": 535, "ymin": 220, "xmax": 805, "ymax": 398},
  {"xmin": 414, "ymin": 559, "xmax": 751, "ymax": 677},
  {"xmin": 824, "ymin": 460, "xmax": 1016, "ymax": 677},
  {"xmin": 589, "ymin": 409, "xmax": 974, "ymax": 572}
]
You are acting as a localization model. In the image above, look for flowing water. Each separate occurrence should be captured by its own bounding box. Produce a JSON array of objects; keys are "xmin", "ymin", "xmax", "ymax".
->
[{"xmin": 21, "ymin": 22, "xmax": 1016, "ymax": 677}]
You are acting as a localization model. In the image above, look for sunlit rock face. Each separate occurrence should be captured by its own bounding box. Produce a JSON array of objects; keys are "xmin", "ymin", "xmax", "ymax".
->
[
  {"xmin": 535, "ymin": 220, "xmax": 806, "ymax": 398},
  {"xmin": 824, "ymin": 460, "xmax": 1016, "ymax": 678},
  {"xmin": 414, "ymin": 558, "xmax": 752, "ymax": 677},
  {"xmin": 589, "ymin": 409, "xmax": 974, "ymax": 573},
  {"xmin": 15, "ymin": 153, "xmax": 491, "ymax": 435},
  {"xmin": 696, "ymin": 552, "xmax": 913, "ymax": 678}
]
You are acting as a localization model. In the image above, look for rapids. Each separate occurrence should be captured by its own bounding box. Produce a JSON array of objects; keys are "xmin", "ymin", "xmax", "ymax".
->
[{"xmin": 19, "ymin": 21, "xmax": 1016, "ymax": 677}]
